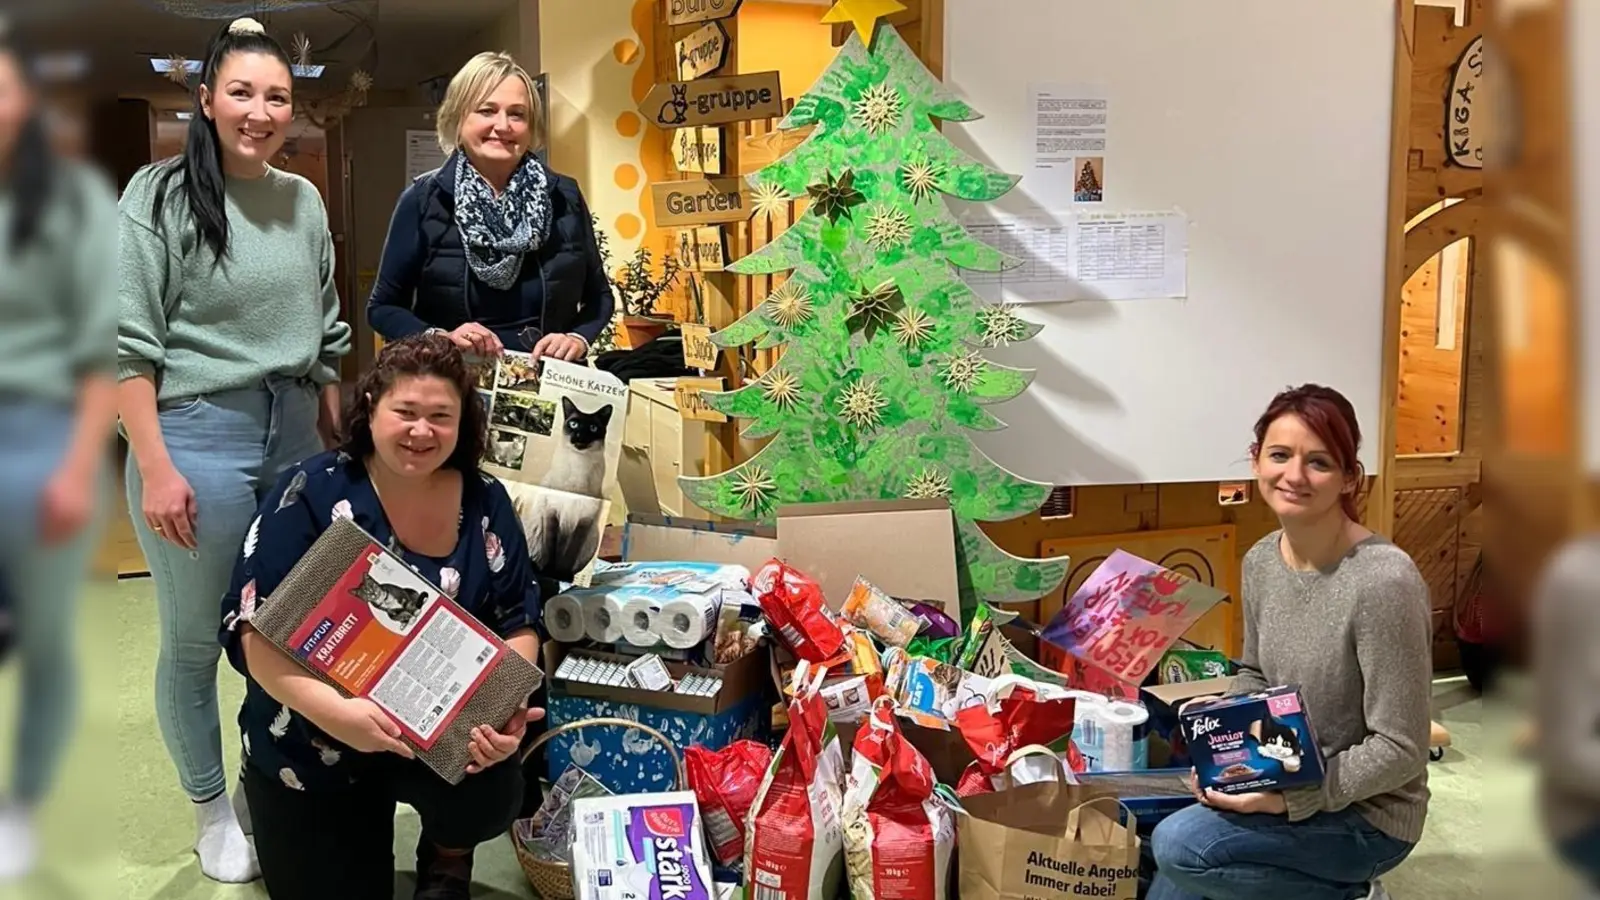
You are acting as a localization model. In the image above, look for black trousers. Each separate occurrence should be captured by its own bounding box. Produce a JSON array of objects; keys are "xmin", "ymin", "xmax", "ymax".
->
[{"xmin": 242, "ymin": 754, "xmax": 526, "ymax": 900}]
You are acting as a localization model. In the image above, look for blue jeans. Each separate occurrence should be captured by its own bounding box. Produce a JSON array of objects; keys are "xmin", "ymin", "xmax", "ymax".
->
[
  {"xmin": 1149, "ymin": 803, "xmax": 1414, "ymax": 900},
  {"xmin": 0, "ymin": 397, "xmax": 105, "ymax": 806},
  {"xmin": 126, "ymin": 377, "xmax": 322, "ymax": 801}
]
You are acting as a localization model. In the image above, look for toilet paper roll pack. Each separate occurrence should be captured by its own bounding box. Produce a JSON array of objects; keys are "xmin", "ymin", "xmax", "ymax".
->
[{"xmin": 542, "ymin": 594, "xmax": 588, "ymax": 644}]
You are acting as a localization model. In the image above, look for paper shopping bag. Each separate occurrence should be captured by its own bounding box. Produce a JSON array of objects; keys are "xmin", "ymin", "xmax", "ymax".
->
[{"xmin": 958, "ymin": 748, "xmax": 1140, "ymax": 900}]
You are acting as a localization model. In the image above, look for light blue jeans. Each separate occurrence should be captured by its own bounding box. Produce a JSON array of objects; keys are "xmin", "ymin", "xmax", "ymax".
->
[
  {"xmin": 0, "ymin": 397, "xmax": 104, "ymax": 806},
  {"xmin": 126, "ymin": 377, "xmax": 323, "ymax": 801},
  {"xmin": 1149, "ymin": 803, "xmax": 1414, "ymax": 900}
]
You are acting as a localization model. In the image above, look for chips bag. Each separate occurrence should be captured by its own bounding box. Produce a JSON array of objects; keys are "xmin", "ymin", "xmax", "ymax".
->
[
  {"xmin": 842, "ymin": 700, "xmax": 957, "ymax": 900},
  {"xmin": 753, "ymin": 560, "xmax": 846, "ymax": 664},
  {"xmin": 746, "ymin": 668, "xmax": 845, "ymax": 900},
  {"xmin": 686, "ymin": 740, "xmax": 773, "ymax": 868}
]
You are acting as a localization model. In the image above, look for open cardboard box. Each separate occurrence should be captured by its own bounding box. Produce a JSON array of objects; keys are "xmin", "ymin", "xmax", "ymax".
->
[
  {"xmin": 618, "ymin": 513, "xmax": 777, "ymax": 573},
  {"xmin": 543, "ymin": 640, "xmax": 769, "ymax": 717},
  {"xmin": 775, "ymin": 499, "xmax": 961, "ymax": 612}
]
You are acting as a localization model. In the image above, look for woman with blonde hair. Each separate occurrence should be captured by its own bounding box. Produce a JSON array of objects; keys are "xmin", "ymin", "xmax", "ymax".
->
[{"xmin": 367, "ymin": 51, "xmax": 614, "ymax": 362}]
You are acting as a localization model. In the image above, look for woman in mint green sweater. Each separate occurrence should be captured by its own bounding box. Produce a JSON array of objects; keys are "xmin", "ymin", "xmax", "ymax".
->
[
  {"xmin": 115, "ymin": 18, "xmax": 350, "ymax": 885},
  {"xmin": 0, "ymin": 29, "xmax": 119, "ymax": 885}
]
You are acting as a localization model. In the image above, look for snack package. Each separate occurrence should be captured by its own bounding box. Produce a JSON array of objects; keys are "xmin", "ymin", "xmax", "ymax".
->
[
  {"xmin": 842, "ymin": 578, "xmax": 920, "ymax": 648},
  {"xmin": 883, "ymin": 648, "xmax": 970, "ymax": 730},
  {"xmin": 820, "ymin": 676, "xmax": 876, "ymax": 724},
  {"xmin": 907, "ymin": 603, "xmax": 959, "ymax": 640},
  {"xmin": 954, "ymin": 603, "xmax": 995, "ymax": 670},
  {"xmin": 569, "ymin": 791, "xmax": 716, "ymax": 900},
  {"xmin": 712, "ymin": 590, "xmax": 764, "ymax": 664},
  {"xmin": 517, "ymin": 763, "xmax": 614, "ymax": 863},
  {"xmin": 841, "ymin": 702, "xmax": 955, "ymax": 900},
  {"xmin": 1181, "ymin": 686, "xmax": 1325, "ymax": 795},
  {"xmin": 904, "ymin": 635, "xmax": 957, "ymax": 666},
  {"xmin": 685, "ymin": 741, "xmax": 773, "ymax": 868},
  {"xmin": 777, "ymin": 627, "xmax": 885, "ymax": 701},
  {"xmin": 1157, "ymin": 648, "xmax": 1231, "ymax": 684},
  {"xmin": 953, "ymin": 675, "xmax": 1087, "ymax": 796},
  {"xmin": 746, "ymin": 669, "xmax": 845, "ymax": 900},
  {"xmin": 753, "ymin": 560, "xmax": 846, "ymax": 664}
]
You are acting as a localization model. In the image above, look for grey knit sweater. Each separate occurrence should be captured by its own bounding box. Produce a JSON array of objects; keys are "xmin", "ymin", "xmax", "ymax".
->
[{"xmin": 1232, "ymin": 531, "xmax": 1432, "ymax": 843}]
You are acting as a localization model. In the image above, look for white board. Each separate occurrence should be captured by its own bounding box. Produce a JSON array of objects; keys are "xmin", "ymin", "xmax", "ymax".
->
[
  {"xmin": 944, "ymin": 0, "xmax": 1394, "ymax": 485},
  {"xmin": 1575, "ymin": 0, "xmax": 1600, "ymax": 475}
]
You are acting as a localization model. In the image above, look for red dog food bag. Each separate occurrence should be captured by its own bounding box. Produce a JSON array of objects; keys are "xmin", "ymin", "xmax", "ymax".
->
[
  {"xmin": 685, "ymin": 741, "xmax": 773, "ymax": 868},
  {"xmin": 746, "ymin": 668, "xmax": 845, "ymax": 900},
  {"xmin": 753, "ymin": 560, "xmax": 847, "ymax": 664},
  {"xmin": 841, "ymin": 701, "xmax": 956, "ymax": 900}
]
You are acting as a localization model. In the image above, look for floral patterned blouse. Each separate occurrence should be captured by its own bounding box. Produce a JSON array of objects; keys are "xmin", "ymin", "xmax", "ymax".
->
[{"xmin": 217, "ymin": 449, "xmax": 541, "ymax": 793}]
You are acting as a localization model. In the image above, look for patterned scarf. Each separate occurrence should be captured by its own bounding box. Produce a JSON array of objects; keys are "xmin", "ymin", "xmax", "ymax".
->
[{"xmin": 452, "ymin": 151, "xmax": 553, "ymax": 290}]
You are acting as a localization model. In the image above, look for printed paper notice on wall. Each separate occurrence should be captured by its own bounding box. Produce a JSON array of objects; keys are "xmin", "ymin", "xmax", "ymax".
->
[
  {"xmin": 405, "ymin": 129, "xmax": 446, "ymax": 186},
  {"xmin": 963, "ymin": 210, "xmax": 1188, "ymax": 303},
  {"xmin": 1030, "ymin": 83, "xmax": 1107, "ymax": 188}
]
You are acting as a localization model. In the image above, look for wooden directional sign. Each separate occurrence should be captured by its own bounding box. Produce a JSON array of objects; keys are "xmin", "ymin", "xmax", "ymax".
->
[
  {"xmin": 672, "ymin": 126, "xmax": 723, "ymax": 174},
  {"xmin": 641, "ymin": 71, "xmax": 784, "ymax": 130},
  {"xmin": 681, "ymin": 322, "xmax": 720, "ymax": 370},
  {"xmin": 675, "ymin": 377, "xmax": 728, "ymax": 422},
  {"xmin": 676, "ymin": 226, "xmax": 728, "ymax": 272},
  {"xmin": 665, "ymin": 0, "xmax": 742, "ymax": 27},
  {"xmin": 676, "ymin": 21, "xmax": 729, "ymax": 80},
  {"xmin": 651, "ymin": 178, "xmax": 751, "ymax": 227}
]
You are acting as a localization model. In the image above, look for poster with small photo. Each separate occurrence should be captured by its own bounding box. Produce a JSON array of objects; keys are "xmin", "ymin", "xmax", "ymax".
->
[
  {"xmin": 475, "ymin": 390, "xmax": 493, "ymax": 415},
  {"xmin": 487, "ymin": 429, "xmax": 529, "ymax": 470},
  {"xmin": 1073, "ymin": 156, "xmax": 1104, "ymax": 203},
  {"xmin": 490, "ymin": 391, "xmax": 539, "ymax": 432},
  {"xmin": 497, "ymin": 353, "xmax": 541, "ymax": 393},
  {"xmin": 472, "ymin": 358, "xmax": 497, "ymax": 391}
]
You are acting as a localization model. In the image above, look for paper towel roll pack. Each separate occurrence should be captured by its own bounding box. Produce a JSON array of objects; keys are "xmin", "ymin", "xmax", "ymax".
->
[
  {"xmin": 1069, "ymin": 691, "xmax": 1150, "ymax": 772},
  {"xmin": 545, "ymin": 561, "xmax": 749, "ymax": 652}
]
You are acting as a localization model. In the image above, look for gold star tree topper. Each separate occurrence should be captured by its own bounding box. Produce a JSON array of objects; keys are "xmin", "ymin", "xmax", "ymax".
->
[{"xmin": 821, "ymin": 0, "xmax": 907, "ymax": 47}]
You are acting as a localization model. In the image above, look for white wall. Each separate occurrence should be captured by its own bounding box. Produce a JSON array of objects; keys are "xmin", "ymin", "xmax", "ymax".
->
[{"xmin": 1576, "ymin": 0, "xmax": 1600, "ymax": 475}]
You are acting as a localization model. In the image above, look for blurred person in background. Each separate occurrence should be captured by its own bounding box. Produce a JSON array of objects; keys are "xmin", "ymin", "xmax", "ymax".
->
[
  {"xmin": 116, "ymin": 17, "xmax": 350, "ymax": 884},
  {"xmin": 366, "ymin": 51, "xmax": 615, "ymax": 362},
  {"xmin": 1535, "ymin": 534, "xmax": 1600, "ymax": 898},
  {"xmin": 0, "ymin": 22, "xmax": 119, "ymax": 883}
]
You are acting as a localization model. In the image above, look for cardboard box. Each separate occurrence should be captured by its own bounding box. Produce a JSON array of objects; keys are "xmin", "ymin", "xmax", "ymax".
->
[
  {"xmin": 1140, "ymin": 676, "xmax": 1236, "ymax": 769},
  {"xmin": 619, "ymin": 514, "xmax": 778, "ymax": 573},
  {"xmin": 542, "ymin": 642, "xmax": 771, "ymax": 795},
  {"xmin": 775, "ymin": 499, "xmax": 960, "ymax": 612},
  {"xmin": 1180, "ymin": 686, "xmax": 1326, "ymax": 795}
]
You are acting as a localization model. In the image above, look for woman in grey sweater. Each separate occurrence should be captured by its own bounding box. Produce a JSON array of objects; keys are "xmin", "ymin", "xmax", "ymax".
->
[
  {"xmin": 116, "ymin": 18, "xmax": 349, "ymax": 884},
  {"xmin": 1149, "ymin": 385, "xmax": 1432, "ymax": 900}
]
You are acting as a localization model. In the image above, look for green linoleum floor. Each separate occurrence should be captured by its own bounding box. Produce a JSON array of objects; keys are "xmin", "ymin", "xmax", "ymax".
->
[{"xmin": 1, "ymin": 577, "xmax": 1503, "ymax": 899}]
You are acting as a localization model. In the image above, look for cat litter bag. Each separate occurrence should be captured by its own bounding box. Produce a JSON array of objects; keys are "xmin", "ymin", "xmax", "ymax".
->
[
  {"xmin": 568, "ymin": 791, "xmax": 716, "ymax": 900},
  {"xmin": 685, "ymin": 741, "xmax": 773, "ymax": 868},
  {"xmin": 745, "ymin": 668, "xmax": 845, "ymax": 900},
  {"xmin": 246, "ymin": 517, "xmax": 544, "ymax": 785},
  {"xmin": 842, "ymin": 701, "xmax": 956, "ymax": 900}
]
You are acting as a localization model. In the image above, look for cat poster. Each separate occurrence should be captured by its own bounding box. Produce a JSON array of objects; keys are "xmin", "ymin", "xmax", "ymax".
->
[{"xmin": 478, "ymin": 355, "xmax": 629, "ymax": 585}]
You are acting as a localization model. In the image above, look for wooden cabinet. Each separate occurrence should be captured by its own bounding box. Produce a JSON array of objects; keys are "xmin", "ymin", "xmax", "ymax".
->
[{"xmin": 623, "ymin": 378, "xmax": 712, "ymax": 518}]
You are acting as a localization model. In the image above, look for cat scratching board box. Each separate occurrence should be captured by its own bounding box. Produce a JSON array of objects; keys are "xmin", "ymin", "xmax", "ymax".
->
[
  {"xmin": 246, "ymin": 517, "xmax": 544, "ymax": 786},
  {"xmin": 540, "ymin": 642, "xmax": 770, "ymax": 795},
  {"xmin": 775, "ymin": 499, "xmax": 961, "ymax": 612}
]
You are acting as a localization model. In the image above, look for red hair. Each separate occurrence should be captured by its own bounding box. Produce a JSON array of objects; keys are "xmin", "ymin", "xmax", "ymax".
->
[{"xmin": 1249, "ymin": 384, "xmax": 1365, "ymax": 522}]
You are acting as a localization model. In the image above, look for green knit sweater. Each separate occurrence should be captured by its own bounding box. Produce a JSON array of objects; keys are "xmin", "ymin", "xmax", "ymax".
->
[
  {"xmin": 0, "ymin": 161, "xmax": 118, "ymax": 403},
  {"xmin": 117, "ymin": 162, "xmax": 351, "ymax": 400}
]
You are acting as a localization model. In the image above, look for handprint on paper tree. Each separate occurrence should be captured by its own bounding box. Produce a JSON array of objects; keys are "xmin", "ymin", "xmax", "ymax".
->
[{"xmin": 677, "ymin": 15, "xmax": 1068, "ymax": 612}]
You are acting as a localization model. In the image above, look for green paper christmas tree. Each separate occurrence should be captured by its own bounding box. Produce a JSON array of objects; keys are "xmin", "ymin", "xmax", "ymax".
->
[{"xmin": 678, "ymin": 18, "xmax": 1068, "ymax": 612}]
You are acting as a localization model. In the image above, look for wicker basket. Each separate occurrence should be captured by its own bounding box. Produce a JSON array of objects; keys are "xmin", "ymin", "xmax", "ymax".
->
[{"xmin": 510, "ymin": 716, "xmax": 685, "ymax": 900}]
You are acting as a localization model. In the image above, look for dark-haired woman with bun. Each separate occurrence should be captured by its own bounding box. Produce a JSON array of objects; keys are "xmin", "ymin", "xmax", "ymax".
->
[
  {"xmin": 220, "ymin": 333, "xmax": 543, "ymax": 900},
  {"xmin": 1148, "ymin": 385, "xmax": 1431, "ymax": 900},
  {"xmin": 116, "ymin": 17, "xmax": 350, "ymax": 883}
]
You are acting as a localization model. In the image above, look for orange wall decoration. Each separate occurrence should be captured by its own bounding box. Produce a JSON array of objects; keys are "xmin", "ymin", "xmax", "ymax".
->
[{"xmin": 738, "ymin": 1, "xmax": 837, "ymax": 103}]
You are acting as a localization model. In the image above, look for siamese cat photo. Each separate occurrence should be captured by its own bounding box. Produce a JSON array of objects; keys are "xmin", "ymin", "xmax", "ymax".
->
[{"xmin": 511, "ymin": 397, "xmax": 614, "ymax": 581}]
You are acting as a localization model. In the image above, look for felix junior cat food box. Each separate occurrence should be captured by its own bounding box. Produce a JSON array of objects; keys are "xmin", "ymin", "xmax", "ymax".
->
[{"xmin": 1179, "ymin": 686, "xmax": 1325, "ymax": 795}]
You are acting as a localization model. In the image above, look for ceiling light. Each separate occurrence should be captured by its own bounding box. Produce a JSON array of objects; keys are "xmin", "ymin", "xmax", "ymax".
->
[
  {"xmin": 33, "ymin": 52, "xmax": 88, "ymax": 82},
  {"xmin": 175, "ymin": 111, "xmax": 193, "ymax": 120},
  {"xmin": 150, "ymin": 58, "xmax": 201, "ymax": 75},
  {"xmin": 292, "ymin": 64, "xmax": 324, "ymax": 78}
]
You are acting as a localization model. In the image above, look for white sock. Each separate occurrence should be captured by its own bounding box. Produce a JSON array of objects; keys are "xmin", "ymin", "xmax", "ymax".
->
[
  {"xmin": 0, "ymin": 804, "xmax": 38, "ymax": 883},
  {"xmin": 193, "ymin": 793, "xmax": 259, "ymax": 884}
]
